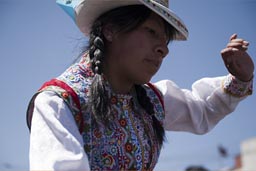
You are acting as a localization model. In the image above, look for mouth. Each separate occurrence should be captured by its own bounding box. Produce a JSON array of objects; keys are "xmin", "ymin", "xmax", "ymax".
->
[{"xmin": 144, "ymin": 59, "xmax": 161, "ymax": 69}]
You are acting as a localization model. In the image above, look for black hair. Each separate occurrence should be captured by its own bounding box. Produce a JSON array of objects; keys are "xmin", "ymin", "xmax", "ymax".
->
[{"xmin": 87, "ymin": 5, "xmax": 177, "ymax": 147}]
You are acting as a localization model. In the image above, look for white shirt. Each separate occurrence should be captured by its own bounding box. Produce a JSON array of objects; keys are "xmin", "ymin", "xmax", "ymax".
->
[{"xmin": 29, "ymin": 75, "xmax": 249, "ymax": 171}]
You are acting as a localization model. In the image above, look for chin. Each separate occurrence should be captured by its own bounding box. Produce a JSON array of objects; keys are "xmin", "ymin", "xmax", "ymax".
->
[{"xmin": 134, "ymin": 76, "xmax": 152, "ymax": 85}]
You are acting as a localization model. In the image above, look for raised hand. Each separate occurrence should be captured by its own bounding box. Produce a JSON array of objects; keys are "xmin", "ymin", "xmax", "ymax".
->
[{"xmin": 221, "ymin": 34, "xmax": 254, "ymax": 82}]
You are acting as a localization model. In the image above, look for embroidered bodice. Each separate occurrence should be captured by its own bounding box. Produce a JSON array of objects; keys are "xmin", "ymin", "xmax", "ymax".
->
[{"xmin": 45, "ymin": 55, "xmax": 165, "ymax": 170}]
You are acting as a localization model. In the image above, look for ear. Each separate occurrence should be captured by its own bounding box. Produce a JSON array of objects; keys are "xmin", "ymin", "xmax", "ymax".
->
[{"xmin": 102, "ymin": 24, "xmax": 116, "ymax": 42}]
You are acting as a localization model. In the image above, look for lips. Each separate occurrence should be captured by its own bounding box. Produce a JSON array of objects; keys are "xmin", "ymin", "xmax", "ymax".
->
[{"xmin": 144, "ymin": 58, "xmax": 161, "ymax": 69}]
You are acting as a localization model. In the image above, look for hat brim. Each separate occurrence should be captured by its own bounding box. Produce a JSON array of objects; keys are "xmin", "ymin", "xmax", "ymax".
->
[
  {"xmin": 139, "ymin": 0, "xmax": 188, "ymax": 40},
  {"xmin": 73, "ymin": 0, "xmax": 188, "ymax": 40}
]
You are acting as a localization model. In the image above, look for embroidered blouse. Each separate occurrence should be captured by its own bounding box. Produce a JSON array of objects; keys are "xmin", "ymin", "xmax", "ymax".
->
[{"xmin": 28, "ymin": 55, "xmax": 253, "ymax": 171}]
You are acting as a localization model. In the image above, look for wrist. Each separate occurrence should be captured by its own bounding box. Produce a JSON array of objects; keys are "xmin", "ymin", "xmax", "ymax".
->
[{"xmin": 222, "ymin": 74, "xmax": 253, "ymax": 97}]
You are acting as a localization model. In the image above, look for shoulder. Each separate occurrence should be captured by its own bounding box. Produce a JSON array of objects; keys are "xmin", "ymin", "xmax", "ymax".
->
[
  {"xmin": 142, "ymin": 83, "xmax": 165, "ymax": 121},
  {"xmin": 27, "ymin": 80, "xmax": 81, "ymax": 130},
  {"xmin": 35, "ymin": 90, "xmax": 65, "ymax": 104},
  {"xmin": 27, "ymin": 90, "xmax": 69, "ymax": 129},
  {"xmin": 143, "ymin": 83, "xmax": 164, "ymax": 106}
]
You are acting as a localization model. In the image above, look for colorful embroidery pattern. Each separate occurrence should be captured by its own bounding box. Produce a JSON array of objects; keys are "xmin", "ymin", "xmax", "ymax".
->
[
  {"xmin": 223, "ymin": 74, "xmax": 253, "ymax": 97},
  {"xmin": 49, "ymin": 55, "xmax": 166, "ymax": 170}
]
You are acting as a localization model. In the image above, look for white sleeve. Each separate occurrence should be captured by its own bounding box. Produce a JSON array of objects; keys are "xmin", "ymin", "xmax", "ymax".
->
[
  {"xmin": 154, "ymin": 75, "xmax": 249, "ymax": 134},
  {"xmin": 29, "ymin": 91, "xmax": 90, "ymax": 171}
]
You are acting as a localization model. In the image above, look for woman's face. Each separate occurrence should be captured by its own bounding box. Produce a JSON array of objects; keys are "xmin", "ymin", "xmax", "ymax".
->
[{"xmin": 105, "ymin": 12, "xmax": 169, "ymax": 87}]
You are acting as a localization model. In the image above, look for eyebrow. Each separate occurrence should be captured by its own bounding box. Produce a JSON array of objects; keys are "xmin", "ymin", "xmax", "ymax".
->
[{"xmin": 154, "ymin": 20, "xmax": 169, "ymax": 41}]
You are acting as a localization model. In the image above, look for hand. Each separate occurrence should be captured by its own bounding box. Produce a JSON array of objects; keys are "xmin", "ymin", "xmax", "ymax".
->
[{"xmin": 221, "ymin": 34, "xmax": 254, "ymax": 82}]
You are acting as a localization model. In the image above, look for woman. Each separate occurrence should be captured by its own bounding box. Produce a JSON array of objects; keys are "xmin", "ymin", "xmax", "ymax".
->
[{"xmin": 27, "ymin": 0, "xmax": 254, "ymax": 170}]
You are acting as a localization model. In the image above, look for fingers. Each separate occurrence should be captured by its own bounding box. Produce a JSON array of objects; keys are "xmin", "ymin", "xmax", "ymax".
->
[
  {"xmin": 221, "ymin": 34, "xmax": 254, "ymax": 81},
  {"xmin": 227, "ymin": 34, "xmax": 249, "ymax": 51},
  {"xmin": 221, "ymin": 47, "xmax": 233, "ymax": 56},
  {"xmin": 230, "ymin": 33, "xmax": 237, "ymax": 41},
  {"xmin": 227, "ymin": 42, "xmax": 249, "ymax": 51},
  {"xmin": 221, "ymin": 47, "xmax": 233, "ymax": 64}
]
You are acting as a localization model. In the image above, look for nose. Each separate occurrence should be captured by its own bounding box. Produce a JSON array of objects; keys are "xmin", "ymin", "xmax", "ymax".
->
[{"xmin": 155, "ymin": 43, "xmax": 169, "ymax": 58}]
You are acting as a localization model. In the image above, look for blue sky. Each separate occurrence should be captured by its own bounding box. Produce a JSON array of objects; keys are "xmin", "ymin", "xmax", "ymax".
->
[{"xmin": 1, "ymin": 0, "xmax": 255, "ymax": 170}]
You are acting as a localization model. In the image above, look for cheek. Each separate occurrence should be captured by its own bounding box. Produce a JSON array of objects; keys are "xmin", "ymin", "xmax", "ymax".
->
[
  {"xmin": 124, "ymin": 39, "xmax": 144, "ymax": 53},
  {"xmin": 120, "ymin": 32, "xmax": 149, "ymax": 53}
]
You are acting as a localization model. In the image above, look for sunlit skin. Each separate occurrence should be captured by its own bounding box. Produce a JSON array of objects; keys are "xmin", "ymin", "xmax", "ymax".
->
[
  {"xmin": 103, "ymin": 13, "xmax": 168, "ymax": 93},
  {"xmin": 221, "ymin": 34, "xmax": 254, "ymax": 82},
  {"xmin": 102, "ymin": 13, "xmax": 254, "ymax": 94}
]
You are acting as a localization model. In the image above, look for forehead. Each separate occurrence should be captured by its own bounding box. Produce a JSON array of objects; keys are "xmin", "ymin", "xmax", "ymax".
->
[
  {"xmin": 143, "ymin": 12, "xmax": 165, "ymax": 28},
  {"xmin": 142, "ymin": 13, "xmax": 172, "ymax": 42}
]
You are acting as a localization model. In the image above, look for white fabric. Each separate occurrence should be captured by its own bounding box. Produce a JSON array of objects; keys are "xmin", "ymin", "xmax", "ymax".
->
[
  {"xmin": 154, "ymin": 76, "xmax": 243, "ymax": 134},
  {"xmin": 30, "ymin": 91, "xmax": 90, "ymax": 171},
  {"xmin": 29, "ymin": 75, "xmax": 246, "ymax": 171}
]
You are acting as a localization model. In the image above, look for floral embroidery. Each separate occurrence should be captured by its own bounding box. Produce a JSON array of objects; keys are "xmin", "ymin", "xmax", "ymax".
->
[
  {"xmin": 119, "ymin": 118, "xmax": 127, "ymax": 127},
  {"xmin": 125, "ymin": 142, "xmax": 133, "ymax": 152},
  {"xmin": 223, "ymin": 74, "xmax": 253, "ymax": 97},
  {"xmin": 61, "ymin": 92, "xmax": 69, "ymax": 99},
  {"xmin": 41, "ymin": 54, "xmax": 165, "ymax": 171},
  {"xmin": 110, "ymin": 96, "xmax": 117, "ymax": 104}
]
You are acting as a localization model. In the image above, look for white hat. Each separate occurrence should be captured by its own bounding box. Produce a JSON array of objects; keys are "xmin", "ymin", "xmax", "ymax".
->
[{"xmin": 56, "ymin": 0, "xmax": 188, "ymax": 40}]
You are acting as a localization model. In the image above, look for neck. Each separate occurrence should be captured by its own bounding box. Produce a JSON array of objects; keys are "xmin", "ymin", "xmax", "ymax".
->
[
  {"xmin": 103, "ymin": 59, "xmax": 133, "ymax": 94},
  {"xmin": 104, "ymin": 71, "xmax": 133, "ymax": 94}
]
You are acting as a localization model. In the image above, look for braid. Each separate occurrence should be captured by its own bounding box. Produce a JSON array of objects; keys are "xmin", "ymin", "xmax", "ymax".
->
[
  {"xmin": 88, "ymin": 20, "xmax": 111, "ymax": 125},
  {"xmin": 85, "ymin": 5, "xmax": 175, "ymax": 132},
  {"xmin": 135, "ymin": 85, "xmax": 165, "ymax": 147}
]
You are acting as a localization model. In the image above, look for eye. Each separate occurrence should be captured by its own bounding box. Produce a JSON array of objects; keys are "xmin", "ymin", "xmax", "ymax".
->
[
  {"xmin": 144, "ymin": 26, "xmax": 168, "ymax": 43},
  {"xmin": 145, "ymin": 27, "xmax": 157, "ymax": 36}
]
